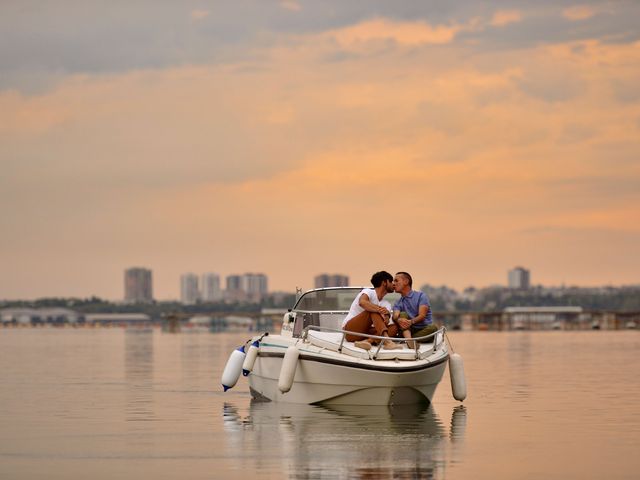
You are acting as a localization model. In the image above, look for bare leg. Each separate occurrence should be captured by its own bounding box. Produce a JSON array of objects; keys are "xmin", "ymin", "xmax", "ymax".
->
[
  {"xmin": 345, "ymin": 312, "xmax": 401, "ymax": 350},
  {"xmin": 402, "ymin": 329, "xmax": 416, "ymax": 349}
]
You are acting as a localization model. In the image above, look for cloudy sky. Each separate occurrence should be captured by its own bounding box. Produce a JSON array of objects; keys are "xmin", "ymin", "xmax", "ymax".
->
[{"xmin": 1, "ymin": 1, "xmax": 639, "ymax": 300}]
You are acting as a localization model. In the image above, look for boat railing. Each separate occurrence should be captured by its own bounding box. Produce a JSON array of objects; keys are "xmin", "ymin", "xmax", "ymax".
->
[{"xmin": 301, "ymin": 325, "xmax": 446, "ymax": 360}]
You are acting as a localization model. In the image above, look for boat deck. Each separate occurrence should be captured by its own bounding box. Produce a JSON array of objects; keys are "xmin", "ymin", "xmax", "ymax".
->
[{"xmin": 305, "ymin": 329, "xmax": 444, "ymax": 361}]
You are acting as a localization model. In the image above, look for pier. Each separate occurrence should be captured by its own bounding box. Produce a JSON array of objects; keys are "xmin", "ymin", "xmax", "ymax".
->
[{"xmin": 436, "ymin": 308, "xmax": 640, "ymax": 331}]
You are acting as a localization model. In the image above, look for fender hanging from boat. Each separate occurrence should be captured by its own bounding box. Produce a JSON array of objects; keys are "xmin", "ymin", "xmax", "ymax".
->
[
  {"xmin": 242, "ymin": 340, "xmax": 260, "ymax": 376},
  {"xmin": 449, "ymin": 352, "xmax": 467, "ymax": 401},
  {"xmin": 221, "ymin": 345, "xmax": 246, "ymax": 392},
  {"xmin": 278, "ymin": 345, "xmax": 300, "ymax": 393}
]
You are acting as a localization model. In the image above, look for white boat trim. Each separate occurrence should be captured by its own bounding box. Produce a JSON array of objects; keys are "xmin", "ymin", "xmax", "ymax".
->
[{"xmin": 257, "ymin": 346, "xmax": 449, "ymax": 373}]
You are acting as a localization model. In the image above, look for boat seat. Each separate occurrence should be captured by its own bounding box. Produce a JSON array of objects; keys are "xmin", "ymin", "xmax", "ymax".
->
[
  {"xmin": 306, "ymin": 330, "xmax": 370, "ymax": 359},
  {"xmin": 306, "ymin": 330, "xmax": 435, "ymax": 361}
]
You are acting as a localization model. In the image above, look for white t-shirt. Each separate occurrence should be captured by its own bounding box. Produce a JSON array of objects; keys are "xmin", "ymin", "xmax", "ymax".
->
[{"xmin": 342, "ymin": 288, "xmax": 392, "ymax": 327}]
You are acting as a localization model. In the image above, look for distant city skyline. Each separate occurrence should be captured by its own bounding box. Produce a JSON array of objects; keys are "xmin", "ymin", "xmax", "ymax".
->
[
  {"xmin": 0, "ymin": 262, "xmax": 638, "ymax": 302},
  {"xmin": 314, "ymin": 274, "xmax": 350, "ymax": 289},
  {"xmin": 177, "ymin": 272, "xmax": 267, "ymax": 304},
  {"xmin": 0, "ymin": 263, "xmax": 638, "ymax": 302}
]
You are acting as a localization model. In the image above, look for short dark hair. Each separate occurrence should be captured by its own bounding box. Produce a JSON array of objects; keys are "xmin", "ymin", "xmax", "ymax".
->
[
  {"xmin": 396, "ymin": 271, "xmax": 413, "ymax": 287},
  {"xmin": 370, "ymin": 271, "xmax": 393, "ymax": 287}
]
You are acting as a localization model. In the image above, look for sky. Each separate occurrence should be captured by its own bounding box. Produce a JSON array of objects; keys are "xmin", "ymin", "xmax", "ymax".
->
[{"xmin": 1, "ymin": 1, "xmax": 639, "ymax": 300}]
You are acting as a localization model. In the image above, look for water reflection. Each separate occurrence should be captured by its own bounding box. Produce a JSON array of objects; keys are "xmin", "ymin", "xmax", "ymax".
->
[
  {"xmin": 506, "ymin": 333, "xmax": 532, "ymax": 402},
  {"xmin": 223, "ymin": 401, "xmax": 467, "ymax": 479},
  {"xmin": 124, "ymin": 331, "xmax": 154, "ymax": 424},
  {"xmin": 449, "ymin": 406, "xmax": 467, "ymax": 442}
]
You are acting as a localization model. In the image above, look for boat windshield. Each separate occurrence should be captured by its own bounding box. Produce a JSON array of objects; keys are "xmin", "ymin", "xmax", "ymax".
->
[{"xmin": 294, "ymin": 288, "xmax": 400, "ymax": 312}]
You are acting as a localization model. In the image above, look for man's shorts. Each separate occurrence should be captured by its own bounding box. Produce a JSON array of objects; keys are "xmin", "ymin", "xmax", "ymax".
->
[{"xmin": 410, "ymin": 323, "xmax": 439, "ymax": 342}]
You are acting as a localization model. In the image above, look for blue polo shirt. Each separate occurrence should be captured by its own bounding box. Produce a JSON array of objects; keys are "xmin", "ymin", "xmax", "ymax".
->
[{"xmin": 393, "ymin": 290, "xmax": 432, "ymax": 327}]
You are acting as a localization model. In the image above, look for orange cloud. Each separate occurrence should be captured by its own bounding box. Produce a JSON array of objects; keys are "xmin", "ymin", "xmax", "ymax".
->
[
  {"xmin": 563, "ymin": 5, "xmax": 597, "ymax": 21},
  {"xmin": 0, "ymin": 90, "xmax": 71, "ymax": 135},
  {"xmin": 190, "ymin": 9, "xmax": 210, "ymax": 21},
  {"xmin": 328, "ymin": 18, "xmax": 463, "ymax": 48},
  {"xmin": 490, "ymin": 10, "xmax": 523, "ymax": 27}
]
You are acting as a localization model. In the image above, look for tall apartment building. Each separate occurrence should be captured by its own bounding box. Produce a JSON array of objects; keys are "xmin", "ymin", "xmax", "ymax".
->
[
  {"xmin": 124, "ymin": 267, "xmax": 153, "ymax": 303},
  {"xmin": 225, "ymin": 274, "xmax": 246, "ymax": 302},
  {"xmin": 314, "ymin": 273, "xmax": 350, "ymax": 288},
  {"xmin": 180, "ymin": 273, "xmax": 200, "ymax": 305},
  {"xmin": 201, "ymin": 273, "xmax": 222, "ymax": 302},
  {"xmin": 243, "ymin": 273, "xmax": 268, "ymax": 302},
  {"xmin": 508, "ymin": 267, "xmax": 531, "ymax": 290},
  {"xmin": 224, "ymin": 273, "xmax": 268, "ymax": 302}
]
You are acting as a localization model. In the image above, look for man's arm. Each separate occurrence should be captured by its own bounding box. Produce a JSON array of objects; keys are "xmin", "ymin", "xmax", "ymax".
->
[
  {"xmin": 358, "ymin": 293, "xmax": 389, "ymax": 315},
  {"xmin": 394, "ymin": 309, "xmax": 411, "ymax": 330},
  {"xmin": 409, "ymin": 305, "xmax": 429, "ymax": 325}
]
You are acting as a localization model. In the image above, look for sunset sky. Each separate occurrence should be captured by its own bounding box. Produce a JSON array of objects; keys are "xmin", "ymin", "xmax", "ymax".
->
[{"xmin": 1, "ymin": 1, "xmax": 639, "ymax": 300}]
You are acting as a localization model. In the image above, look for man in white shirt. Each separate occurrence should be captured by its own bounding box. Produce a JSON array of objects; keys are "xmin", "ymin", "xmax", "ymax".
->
[{"xmin": 342, "ymin": 271, "xmax": 401, "ymax": 350}]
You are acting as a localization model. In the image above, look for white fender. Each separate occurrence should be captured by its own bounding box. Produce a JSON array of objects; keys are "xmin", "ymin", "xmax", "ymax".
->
[
  {"xmin": 242, "ymin": 340, "xmax": 260, "ymax": 376},
  {"xmin": 278, "ymin": 345, "xmax": 300, "ymax": 394},
  {"xmin": 449, "ymin": 353, "xmax": 467, "ymax": 401},
  {"xmin": 221, "ymin": 346, "xmax": 246, "ymax": 392}
]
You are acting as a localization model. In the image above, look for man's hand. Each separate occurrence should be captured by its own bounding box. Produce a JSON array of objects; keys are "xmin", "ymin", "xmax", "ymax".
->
[{"xmin": 398, "ymin": 318, "xmax": 412, "ymax": 330}]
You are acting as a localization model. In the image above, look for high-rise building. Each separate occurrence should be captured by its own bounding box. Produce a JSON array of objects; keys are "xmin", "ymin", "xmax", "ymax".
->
[
  {"xmin": 124, "ymin": 267, "xmax": 153, "ymax": 303},
  {"xmin": 508, "ymin": 267, "xmax": 531, "ymax": 290},
  {"xmin": 243, "ymin": 273, "xmax": 268, "ymax": 302},
  {"xmin": 180, "ymin": 273, "xmax": 200, "ymax": 305},
  {"xmin": 314, "ymin": 274, "xmax": 349, "ymax": 288},
  {"xmin": 201, "ymin": 273, "xmax": 222, "ymax": 302},
  {"xmin": 225, "ymin": 274, "xmax": 246, "ymax": 302},
  {"xmin": 223, "ymin": 273, "xmax": 268, "ymax": 303},
  {"xmin": 226, "ymin": 274, "xmax": 242, "ymax": 291}
]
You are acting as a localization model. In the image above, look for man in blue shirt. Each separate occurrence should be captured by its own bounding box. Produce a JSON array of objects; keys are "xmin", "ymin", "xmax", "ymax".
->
[{"xmin": 392, "ymin": 272, "xmax": 438, "ymax": 343}]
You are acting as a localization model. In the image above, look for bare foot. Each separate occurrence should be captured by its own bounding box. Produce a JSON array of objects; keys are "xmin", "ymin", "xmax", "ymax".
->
[
  {"xmin": 383, "ymin": 341, "xmax": 402, "ymax": 350},
  {"xmin": 354, "ymin": 340, "xmax": 372, "ymax": 351}
]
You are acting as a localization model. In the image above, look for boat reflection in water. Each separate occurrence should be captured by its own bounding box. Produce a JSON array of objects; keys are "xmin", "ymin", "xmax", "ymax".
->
[{"xmin": 223, "ymin": 401, "xmax": 467, "ymax": 479}]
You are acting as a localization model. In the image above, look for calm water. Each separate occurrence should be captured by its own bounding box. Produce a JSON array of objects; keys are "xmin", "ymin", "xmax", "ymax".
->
[{"xmin": 0, "ymin": 329, "xmax": 638, "ymax": 479}]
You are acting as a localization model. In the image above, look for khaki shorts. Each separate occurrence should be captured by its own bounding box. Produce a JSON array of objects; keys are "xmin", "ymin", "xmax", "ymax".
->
[{"xmin": 410, "ymin": 324, "xmax": 438, "ymax": 342}]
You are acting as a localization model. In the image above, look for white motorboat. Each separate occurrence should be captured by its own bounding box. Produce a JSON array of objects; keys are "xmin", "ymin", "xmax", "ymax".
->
[{"xmin": 221, "ymin": 287, "xmax": 466, "ymax": 406}]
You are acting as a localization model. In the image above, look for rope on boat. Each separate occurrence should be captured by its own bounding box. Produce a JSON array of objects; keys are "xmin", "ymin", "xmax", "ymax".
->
[
  {"xmin": 444, "ymin": 328, "xmax": 456, "ymax": 354},
  {"xmin": 245, "ymin": 331, "xmax": 269, "ymax": 347}
]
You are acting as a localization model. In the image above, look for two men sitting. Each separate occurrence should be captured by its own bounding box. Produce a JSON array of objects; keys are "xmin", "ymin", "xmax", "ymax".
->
[{"xmin": 342, "ymin": 271, "xmax": 438, "ymax": 350}]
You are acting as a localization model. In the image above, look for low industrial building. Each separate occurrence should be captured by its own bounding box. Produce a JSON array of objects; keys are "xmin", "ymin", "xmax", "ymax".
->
[{"xmin": 0, "ymin": 308, "xmax": 82, "ymax": 325}]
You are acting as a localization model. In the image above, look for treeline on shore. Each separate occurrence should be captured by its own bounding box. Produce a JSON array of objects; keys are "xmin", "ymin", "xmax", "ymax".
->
[
  {"xmin": 424, "ymin": 285, "xmax": 640, "ymax": 312},
  {"xmin": 2, "ymin": 285, "xmax": 640, "ymax": 314},
  {"xmin": 0, "ymin": 293, "xmax": 297, "ymax": 317}
]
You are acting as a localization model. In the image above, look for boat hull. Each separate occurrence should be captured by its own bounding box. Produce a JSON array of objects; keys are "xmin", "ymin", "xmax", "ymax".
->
[{"xmin": 248, "ymin": 350, "xmax": 448, "ymax": 406}]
